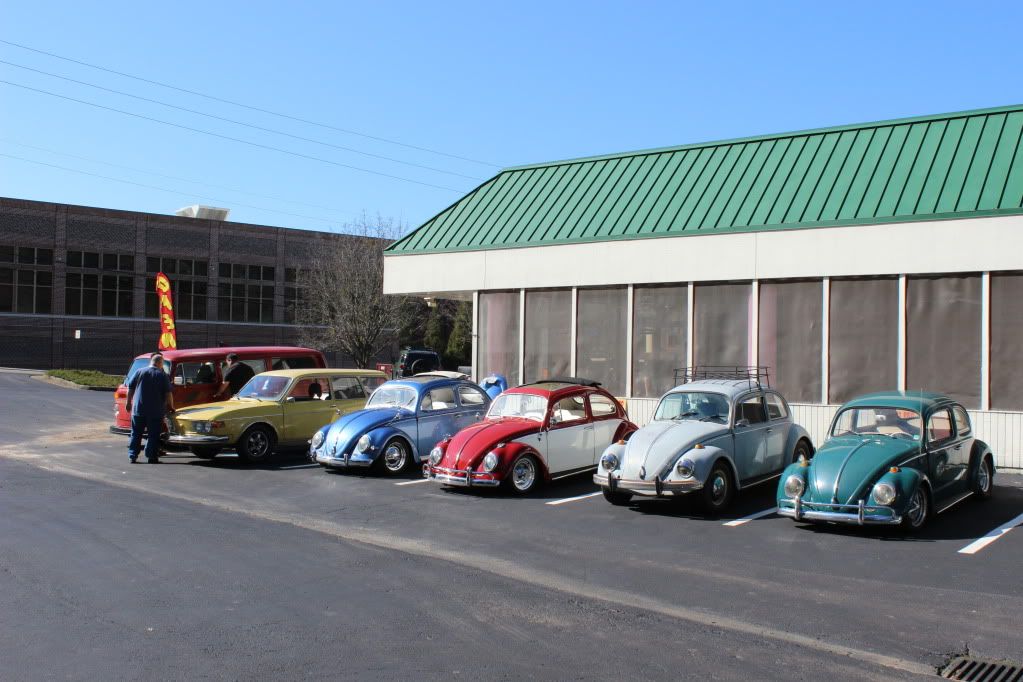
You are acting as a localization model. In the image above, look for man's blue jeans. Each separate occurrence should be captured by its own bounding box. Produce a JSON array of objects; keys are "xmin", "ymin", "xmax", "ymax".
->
[{"xmin": 128, "ymin": 413, "xmax": 164, "ymax": 461}]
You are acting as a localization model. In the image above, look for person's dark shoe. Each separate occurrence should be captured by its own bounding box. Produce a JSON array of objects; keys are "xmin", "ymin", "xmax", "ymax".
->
[{"xmin": 129, "ymin": 456, "xmax": 138, "ymax": 463}]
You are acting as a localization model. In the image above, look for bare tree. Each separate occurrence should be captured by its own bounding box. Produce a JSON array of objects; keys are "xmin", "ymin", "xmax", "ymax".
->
[{"xmin": 293, "ymin": 215, "xmax": 423, "ymax": 368}]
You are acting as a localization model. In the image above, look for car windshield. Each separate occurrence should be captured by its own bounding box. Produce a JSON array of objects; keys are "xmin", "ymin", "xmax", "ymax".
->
[
  {"xmin": 487, "ymin": 393, "xmax": 548, "ymax": 421},
  {"xmin": 366, "ymin": 385, "xmax": 417, "ymax": 409},
  {"xmin": 237, "ymin": 375, "xmax": 290, "ymax": 401},
  {"xmin": 123, "ymin": 357, "xmax": 171, "ymax": 383},
  {"xmin": 654, "ymin": 391, "xmax": 730, "ymax": 423},
  {"xmin": 830, "ymin": 406, "xmax": 922, "ymax": 439}
]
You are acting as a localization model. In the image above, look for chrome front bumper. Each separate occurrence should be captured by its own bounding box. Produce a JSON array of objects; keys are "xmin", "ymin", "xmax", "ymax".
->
[
  {"xmin": 315, "ymin": 451, "xmax": 373, "ymax": 468},
  {"xmin": 166, "ymin": 434, "xmax": 230, "ymax": 445},
  {"xmin": 593, "ymin": 471, "xmax": 703, "ymax": 497},
  {"xmin": 777, "ymin": 497, "xmax": 901, "ymax": 525},
  {"xmin": 426, "ymin": 466, "xmax": 501, "ymax": 487}
]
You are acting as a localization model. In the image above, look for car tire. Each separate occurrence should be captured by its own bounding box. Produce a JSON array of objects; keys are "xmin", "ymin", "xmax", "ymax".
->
[
  {"xmin": 792, "ymin": 439, "xmax": 813, "ymax": 463},
  {"xmin": 506, "ymin": 454, "xmax": 540, "ymax": 495},
  {"xmin": 237, "ymin": 425, "xmax": 275, "ymax": 463},
  {"xmin": 900, "ymin": 485, "xmax": 929, "ymax": 532},
  {"xmin": 378, "ymin": 438, "xmax": 410, "ymax": 475},
  {"xmin": 973, "ymin": 455, "xmax": 994, "ymax": 499},
  {"xmin": 191, "ymin": 446, "xmax": 221, "ymax": 459},
  {"xmin": 700, "ymin": 462, "xmax": 734, "ymax": 513},
  {"xmin": 602, "ymin": 488, "xmax": 632, "ymax": 506}
]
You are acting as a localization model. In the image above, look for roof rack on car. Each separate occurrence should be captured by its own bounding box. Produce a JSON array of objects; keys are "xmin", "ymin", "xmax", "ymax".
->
[
  {"xmin": 672, "ymin": 366, "xmax": 771, "ymax": 388},
  {"xmin": 525, "ymin": 376, "xmax": 602, "ymax": 388}
]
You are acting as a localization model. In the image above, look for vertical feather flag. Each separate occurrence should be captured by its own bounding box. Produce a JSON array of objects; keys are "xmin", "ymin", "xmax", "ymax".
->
[{"xmin": 155, "ymin": 273, "xmax": 178, "ymax": 351}]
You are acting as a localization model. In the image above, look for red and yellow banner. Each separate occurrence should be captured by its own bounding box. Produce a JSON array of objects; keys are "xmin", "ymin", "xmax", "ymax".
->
[{"xmin": 155, "ymin": 272, "xmax": 177, "ymax": 351}]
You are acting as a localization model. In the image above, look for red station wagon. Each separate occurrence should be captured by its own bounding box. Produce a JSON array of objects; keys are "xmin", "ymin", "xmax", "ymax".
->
[{"xmin": 110, "ymin": 346, "xmax": 326, "ymax": 435}]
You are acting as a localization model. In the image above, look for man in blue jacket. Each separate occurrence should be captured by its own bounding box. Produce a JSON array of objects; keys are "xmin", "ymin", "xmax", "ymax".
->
[{"xmin": 126, "ymin": 353, "xmax": 175, "ymax": 463}]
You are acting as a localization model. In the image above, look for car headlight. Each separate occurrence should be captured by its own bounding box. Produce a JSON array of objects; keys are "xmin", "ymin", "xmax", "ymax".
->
[
  {"xmin": 429, "ymin": 446, "xmax": 443, "ymax": 465},
  {"xmin": 675, "ymin": 459, "xmax": 695, "ymax": 478},
  {"xmin": 600, "ymin": 453, "xmax": 619, "ymax": 471},
  {"xmin": 872, "ymin": 482, "xmax": 896, "ymax": 506},
  {"xmin": 483, "ymin": 451, "xmax": 498, "ymax": 472},
  {"xmin": 783, "ymin": 474, "xmax": 805, "ymax": 498},
  {"xmin": 311, "ymin": 430, "xmax": 325, "ymax": 450},
  {"xmin": 356, "ymin": 434, "xmax": 371, "ymax": 453}
]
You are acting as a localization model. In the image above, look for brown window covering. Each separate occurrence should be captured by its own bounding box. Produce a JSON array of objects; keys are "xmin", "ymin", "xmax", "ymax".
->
[
  {"xmin": 828, "ymin": 278, "xmax": 899, "ymax": 404},
  {"xmin": 632, "ymin": 285, "xmax": 687, "ymax": 398},
  {"xmin": 523, "ymin": 289, "xmax": 571, "ymax": 383},
  {"xmin": 478, "ymin": 291, "xmax": 520, "ymax": 382},
  {"xmin": 694, "ymin": 283, "xmax": 751, "ymax": 367},
  {"xmin": 577, "ymin": 287, "xmax": 627, "ymax": 395},
  {"xmin": 759, "ymin": 280, "xmax": 822, "ymax": 403},
  {"xmin": 906, "ymin": 274, "xmax": 981, "ymax": 409},
  {"xmin": 990, "ymin": 273, "xmax": 1023, "ymax": 410}
]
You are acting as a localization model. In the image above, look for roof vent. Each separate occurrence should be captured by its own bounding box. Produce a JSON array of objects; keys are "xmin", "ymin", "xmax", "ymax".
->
[{"xmin": 175, "ymin": 205, "xmax": 231, "ymax": 221}]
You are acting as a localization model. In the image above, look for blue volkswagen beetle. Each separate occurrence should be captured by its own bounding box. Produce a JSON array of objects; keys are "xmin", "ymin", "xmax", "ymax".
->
[{"xmin": 309, "ymin": 372, "xmax": 496, "ymax": 474}]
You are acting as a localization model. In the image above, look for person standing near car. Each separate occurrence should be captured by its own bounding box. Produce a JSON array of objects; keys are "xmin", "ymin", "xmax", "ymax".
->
[
  {"xmin": 126, "ymin": 353, "xmax": 174, "ymax": 463},
  {"xmin": 216, "ymin": 353, "xmax": 256, "ymax": 398}
]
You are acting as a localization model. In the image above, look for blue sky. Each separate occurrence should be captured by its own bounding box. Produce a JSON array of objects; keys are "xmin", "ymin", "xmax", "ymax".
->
[{"xmin": 1, "ymin": 1, "xmax": 1021, "ymax": 235}]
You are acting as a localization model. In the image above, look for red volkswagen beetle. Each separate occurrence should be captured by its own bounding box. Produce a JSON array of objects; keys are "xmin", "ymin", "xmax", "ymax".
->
[{"xmin": 425, "ymin": 378, "xmax": 637, "ymax": 495}]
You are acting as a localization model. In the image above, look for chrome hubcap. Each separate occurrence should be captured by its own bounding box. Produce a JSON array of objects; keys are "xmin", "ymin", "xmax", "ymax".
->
[
  {"xmin": 710, "ymin": 474, "xmax": 727, "ymax": 504},
  {"xmin": 906, "ymin": 489, "xmax": 926, "ymax": 526},
  {"xmin": 978, "ymin": 460, "xmax": 991, "ymax": 492},
  {"xmin": 512, "ymin": 459, "xmax": 535, "ymax": 491},
  {"xmin": 247, "ymin": 431, "xmax": 268, "ymax": 458},
  {"xmin": 384, "ymin": 444, "xmax": 406, "ymax": 471}
]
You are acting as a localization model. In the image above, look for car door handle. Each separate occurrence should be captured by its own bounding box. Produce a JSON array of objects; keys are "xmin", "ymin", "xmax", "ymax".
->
[
  {"xmin": 765, "ymin": 428, "xmax": 773, "ymax": 433},
  {"xmin": 953, "ymin": 444, "xmax": 962, "ymax": 450}
]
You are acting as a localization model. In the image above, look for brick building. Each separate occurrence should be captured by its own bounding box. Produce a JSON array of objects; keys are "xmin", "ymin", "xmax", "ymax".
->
[{"xmin": 0, "ymin": 196, "xmax": 358, "ymax": 372}]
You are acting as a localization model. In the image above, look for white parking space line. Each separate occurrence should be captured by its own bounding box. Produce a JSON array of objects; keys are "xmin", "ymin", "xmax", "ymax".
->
[
  {"xmin": 395, "ymin": 478, "xmax": 432, "ymax": 486},
  {"xmin": 546, "ymin": 491, "xmax": 603, "ymax": 506},
  {"xmin": 722, "ymin": 507, "xmax": 778, "ymax": 527},
  {"xmin": 957, "ymin": 511, "xmax": 1023, "ymax": 555}
]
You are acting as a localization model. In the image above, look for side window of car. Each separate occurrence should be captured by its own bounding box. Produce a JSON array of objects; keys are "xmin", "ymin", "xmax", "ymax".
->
[
  {"xmin": 330, "ymin": 376, "xmax": 365, "ymax": 401},
  {"xmin": 271, "ymin": 356, "xmax": 317, "ymax": 370},
  {"xmin": 765, "ymin": 393, "xmax": 788, "ymax": 420},
  {"xmin": 589, "ymin": 394, "xmax": 617, "ymax": 418},
  {"xmin": 927, "ymin": 408, "xmax": 954, "ymax": 445},
  {"xmin": 360, "ymin": 375, "xmax": 386, "ymax": 396},
  {"xmin": 224, "ymin": 358, "xmax": 266, "ymax": 377},
  {"xmin": 457, "ymin": 385, "xmax": 487, "ymax": 407},
  {"xmin": 172, "ymin": 362, "xmax": 216, "ymax": 386},
  {"xmin": 421, "ymin": 386, "xmax": 456, "ymax": 411},
  {"xmin": 289, "ymin": 378, "xmax": 328, "ymax": 401},
  {"xmin": 952, "ymin": 406, "xmax": 972, "ymax": 437},
  {"xmin": 551, "ymin": 395, "xmax": 587, "ymax": 425},
  {"xmin": 737, "ymin": 395, "xmax": 768, "ymax": 425}
]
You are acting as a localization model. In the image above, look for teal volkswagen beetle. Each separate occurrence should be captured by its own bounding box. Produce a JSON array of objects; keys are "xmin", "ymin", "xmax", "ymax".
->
[{"xmin": 777, "ymin": 391, "xmax": 995, "ymax": 531}]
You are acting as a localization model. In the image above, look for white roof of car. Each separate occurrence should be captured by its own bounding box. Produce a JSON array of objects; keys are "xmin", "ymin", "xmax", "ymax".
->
[{"xmin": 665, "ymin": 379, "xmax": 769, "ymax": 398}]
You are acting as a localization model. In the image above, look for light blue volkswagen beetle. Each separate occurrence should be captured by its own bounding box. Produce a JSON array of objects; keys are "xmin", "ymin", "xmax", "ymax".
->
[
  {"xmin": 309, "ymin": 372, "xmax": 496, "ymax": 475},
  {"xmin": 595, "ymin": 370, "xmax": 814, "ymax": 512}
]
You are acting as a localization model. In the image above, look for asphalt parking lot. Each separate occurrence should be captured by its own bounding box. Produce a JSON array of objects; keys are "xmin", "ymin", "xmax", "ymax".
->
[{"xmin": 1, "ymin": 371, "xmax": 1021, "ymax": 680}]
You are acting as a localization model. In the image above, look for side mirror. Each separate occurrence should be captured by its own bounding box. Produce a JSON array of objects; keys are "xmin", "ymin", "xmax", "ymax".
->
[
  {"xmin": 285, "ymin": 396, "xmax": 296, "ymax": 403},
  {"xmin": 735, "ymin": 418, "xmax": 750, "ymax": 428},
  {"xmin": 173, "ymin": 376, "xmax": 184, "ymax": 386}
]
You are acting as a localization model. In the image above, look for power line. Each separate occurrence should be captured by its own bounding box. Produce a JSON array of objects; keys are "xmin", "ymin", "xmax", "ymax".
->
[
  {"xmin": 0, "ymin": 151, "xmax": 353, "ymax": 227},
  {"xmin": 0, "ymin": 59, "xmax": 485, "ymax": 181},
  {"xmin": 0, "ymin": 37, "xmax": 502, "ymax": 168},
  {"xmin": 0, "ymin": 79, "xmax": 466, "ymax": 193},
  {"xmin": 0, "ymin": 138, "xmax": 356, "ymax": 214}
]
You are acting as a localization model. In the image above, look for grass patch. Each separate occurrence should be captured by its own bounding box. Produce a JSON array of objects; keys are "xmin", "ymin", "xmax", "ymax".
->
[{"xmin": 47, "ymin": 369, "xmax": 123, "ymax": 389}]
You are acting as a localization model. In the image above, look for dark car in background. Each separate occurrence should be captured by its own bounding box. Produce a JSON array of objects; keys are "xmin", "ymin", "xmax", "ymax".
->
[{"xmin": 395, "ymin": 348, "xmax": 441, "ymax": 377}]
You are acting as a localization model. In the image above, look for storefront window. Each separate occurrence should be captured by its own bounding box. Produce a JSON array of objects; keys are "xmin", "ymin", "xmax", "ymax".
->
[
  {"xmin": 478, "ymin": 291, "xmax": 520, "ymax": 382},
  {"xmin": 759, "ymin": 280, "xmax": 821, "ymax": 403},
  {"xmin": 828, "ymin": 278, "xmax": 898, "ymax": 404},
  {"xmin": 907, "ymin": 274, "xmax": 981, "ymax": 409},
  {"xmin": 693, "ymin": 283, "xmax": 752, "ymax": 368},
  {"xmin": 524, "ymin": 289, "xmax": 571, "ymax": 383},
  {"xmin": 990, "ymin": 273, "xmax": 1023, "ymax": 410},
  {"xmin": 632, "ymin": 285, "xmax": 687, "ymax": 398},
  {"xmin": 577, "ymin": 287, "xmax": 627, "ymax": 395}
]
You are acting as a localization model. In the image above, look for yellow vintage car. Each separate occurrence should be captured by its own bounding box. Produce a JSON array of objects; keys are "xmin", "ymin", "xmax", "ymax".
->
[{"xmin": 167, "ymin": 368, "xmax": 386, "ymax": 462}]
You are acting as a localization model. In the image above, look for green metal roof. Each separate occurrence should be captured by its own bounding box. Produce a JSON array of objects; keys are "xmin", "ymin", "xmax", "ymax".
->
[{"xmin": 388, "ymin": 105, "xmax": 1023, "ymax": 255}]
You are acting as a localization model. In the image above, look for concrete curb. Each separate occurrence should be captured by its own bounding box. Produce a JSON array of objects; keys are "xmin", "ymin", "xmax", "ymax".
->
[{"xmin": 32, "ymin": 374, "xmax": 118, "ymax": 392}]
